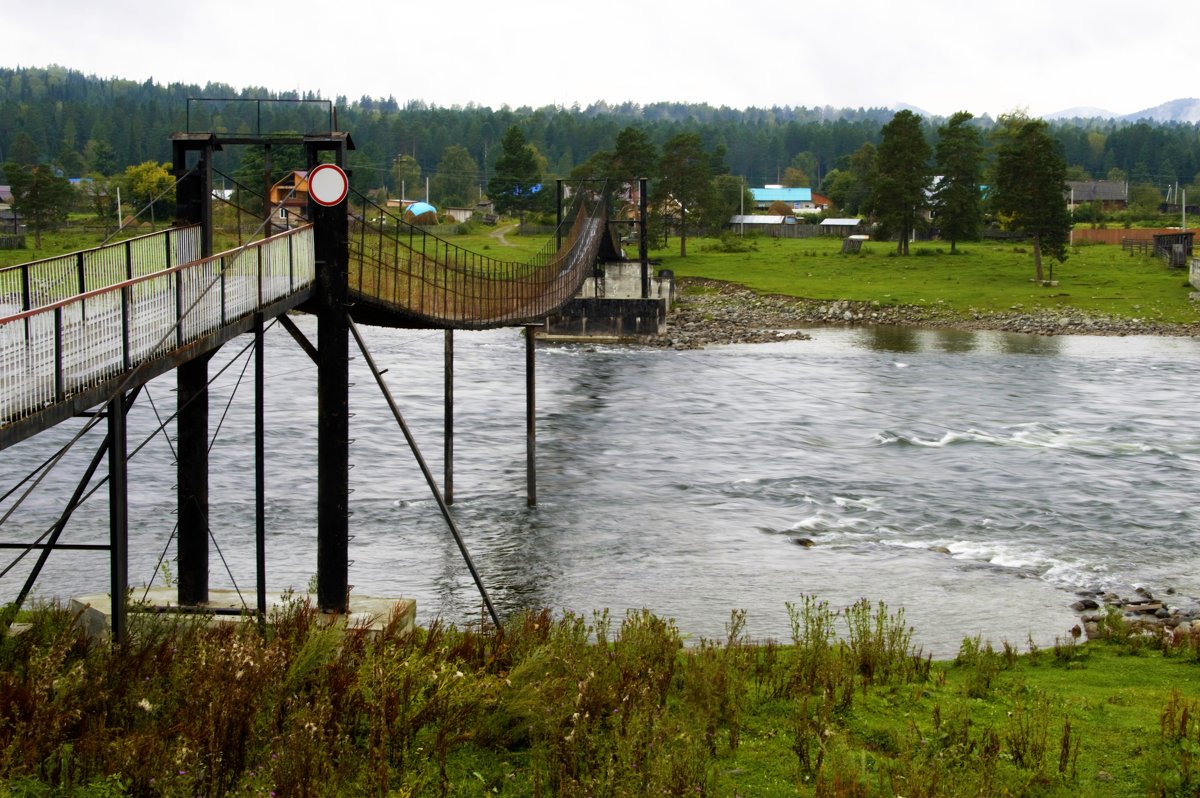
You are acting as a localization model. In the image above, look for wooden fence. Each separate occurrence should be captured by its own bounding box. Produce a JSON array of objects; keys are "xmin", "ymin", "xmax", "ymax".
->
[{"xmin": 1071, "ymin": 227, "xmax": 1197, "ymax": 246}]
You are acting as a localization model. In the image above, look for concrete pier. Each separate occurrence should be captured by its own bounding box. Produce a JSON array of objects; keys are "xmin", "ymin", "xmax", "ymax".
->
[
  {"xmin": 68, "ymin": 588, "xmax": 416, "ymax": 640},
  {"xmin": 541, "ymin": 261, "xmax": 675, "ymax": 341}
]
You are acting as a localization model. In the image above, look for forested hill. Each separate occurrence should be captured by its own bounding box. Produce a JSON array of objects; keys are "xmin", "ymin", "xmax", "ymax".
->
[{"xmin": 1, "ymin": 65, "xmax": 1198, "ymax": 194}]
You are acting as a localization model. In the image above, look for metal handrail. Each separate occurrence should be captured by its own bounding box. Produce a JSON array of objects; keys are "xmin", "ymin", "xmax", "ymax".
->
[
  {"xmin": 0, "ymin": 225, "xmax": 203, "ymax": 317},
  {"xmin": 346, "ymin": 185, "xmax": 610, "ymax": 328},
  {"xmin": 0, "ymin": 226, "xmax": 315, "ymax": 428}
]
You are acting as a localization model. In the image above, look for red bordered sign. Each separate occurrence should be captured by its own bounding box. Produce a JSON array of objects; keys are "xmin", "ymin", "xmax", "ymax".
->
[{"xmin": 308, "ymin": 163, "xmax": 349, "ymax": 207}]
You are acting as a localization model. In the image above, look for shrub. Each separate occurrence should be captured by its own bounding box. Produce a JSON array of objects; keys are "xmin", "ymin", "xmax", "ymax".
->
[{"xmin": 703, "ymin": 231, "xmax": 759, "ymax": 253}]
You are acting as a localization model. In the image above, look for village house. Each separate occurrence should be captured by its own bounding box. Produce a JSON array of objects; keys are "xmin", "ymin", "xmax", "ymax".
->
[
  {"xmin": 268, "ymin": 171, "xmax": 310, "ymax": 225},
  {"xmin": 1066, "ymin": 180, "xmax": 1128, "ymax": 212},
  {"xmin": 750, "ymin": 185, "xmax": 822, "ymax": 212}
]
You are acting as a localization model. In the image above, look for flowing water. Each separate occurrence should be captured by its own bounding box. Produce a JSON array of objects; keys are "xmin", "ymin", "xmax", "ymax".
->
[{"xmin": 3, "ymin": 317, "xmax": 1198, "ymax": 657}]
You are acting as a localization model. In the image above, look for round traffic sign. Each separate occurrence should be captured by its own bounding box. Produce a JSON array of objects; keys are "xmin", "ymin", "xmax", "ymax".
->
[{"xmin": 308, "ymin": 163, "xmax": 349, "ymax": 207}]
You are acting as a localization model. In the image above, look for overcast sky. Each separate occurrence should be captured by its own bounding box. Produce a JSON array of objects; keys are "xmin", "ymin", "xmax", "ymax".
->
[{"xmin": 5, "ymin": 0, "xmax": 1197, "ymax": 119}]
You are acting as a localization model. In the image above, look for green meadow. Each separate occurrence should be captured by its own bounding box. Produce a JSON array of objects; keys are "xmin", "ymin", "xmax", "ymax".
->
[
  {"xmin": 4, "ymin": 225, "xmax": 1196, "ymax": 328},
  {"xmin": 649, "ymin": 234, "xmax": 1199, "ymax": 325}
]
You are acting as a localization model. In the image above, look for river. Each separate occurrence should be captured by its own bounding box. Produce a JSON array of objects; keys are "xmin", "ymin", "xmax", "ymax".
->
[{"xmin": 3, "ymin": 316, "xmax": 1198, "ymax": 657}]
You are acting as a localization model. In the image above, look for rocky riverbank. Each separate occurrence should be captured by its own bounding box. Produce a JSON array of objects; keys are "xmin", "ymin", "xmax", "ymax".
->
[
  {"xmin": 1072, "ymin": 586, "xmax": 1200, "ymax": 644},
  {"xmin": 647, "ymin": 278, "xmax": 1200, "ymax": 349}
]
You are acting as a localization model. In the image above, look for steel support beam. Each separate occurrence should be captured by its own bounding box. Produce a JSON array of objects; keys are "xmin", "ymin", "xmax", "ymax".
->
[
  {"xmin": 177, "ymin": 352, "xmax": 212, "ymax": 605},
  {"xmin": 444, "ymin": 329, "xmax": 454, "ymax": 505},
  {"xmin": 349, "ymin": 319, "xmax": 500, "ymax": 630},
  {"xmin": 11, "ymin": 426, "xmax": 112, "ymax": 614},
  {"xmin": 107, "ymin": 393, "xmax": 129, "ymax": 646},
  {"xmin": 308, "ymin": 137, "xmax": 352, "ymax": 614},
  {"xmin": 173, "ymin": 132, "xmax": 219, "ymax": 608},
  {"xmin": 255, "ymin": 312, "xmax": 267, "ymax": 622},
  {"xmin": 556, "ymin": 179, "xmax": 563, "ymax": 254},
  {"xmin": 524, "ymin": 324, "xmax": 539, "ymax": 507},
  {"xmin": 640, "ymin": 177, "xmax": 650, "ymax": 299},
  {"xmin": 172, "ymin": 134, "xmax": 218, "ymax": 259}
]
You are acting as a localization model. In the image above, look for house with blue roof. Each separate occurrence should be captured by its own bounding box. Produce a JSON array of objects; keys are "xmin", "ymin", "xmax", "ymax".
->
[{"xmin": 750, "ymin": 185, "xmax": 816, "ymax": 212}]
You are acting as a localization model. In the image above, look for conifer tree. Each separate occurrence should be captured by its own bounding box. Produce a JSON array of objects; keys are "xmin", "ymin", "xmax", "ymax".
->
[
  {"xmin": 990, "ymin": 114, "xmax": 1072, "ymax": 283},
  {"xmin": 488, "ymin": 126, "xmax": 541, "ymax": 219},
  {"xmin": 932, "ymin": 111, "xmax": 984, "ymax": 253},
  {"xmin": 866, "ymin": 110, "xmax": 932, "ymax": 254},
  {"xmin": 4, "ymin": 162, "xmax": 74, "ymax": 247},
  {"xmin": 654, "ymin": 132, "xmax": 711, "ymax": 257}
]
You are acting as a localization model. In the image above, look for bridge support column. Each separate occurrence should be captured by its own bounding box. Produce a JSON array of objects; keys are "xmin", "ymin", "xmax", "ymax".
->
[
  {"xmin": 255, "ymin": 312, "xmax": 267, "ymax": 622},
  {"xmin": 177, "ymin": 352, "xmax": 212, "ymax": 605},
  {"xmin": 107, "ymin": 392, "xmax": 129, "ymax": 646},
  {"xmin": 172, "ymin": 134, "xmax": 219, "ymax": 608},
  {"xmin": 524, "ymin": 324, "xmax": 539, "ymax": 507},
  {"xmin": 639, "ymin": 178, "xmax": 649, "ymax": 299},
  {"xmin": 308, "ymin": 136, "xmax": 352, "ymax": 614},
  {"xmin": 172, "ymin": 133, "xmax": 219, "ymax": 259},
  {"xmin": 444, "ymin": 329, "xmax": 454, "ymax": 505}
]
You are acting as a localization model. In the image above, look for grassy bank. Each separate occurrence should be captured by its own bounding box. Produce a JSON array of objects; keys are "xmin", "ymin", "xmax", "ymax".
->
[
  {"xmin": 0, "ymin": 221, "xmax": 549, "ymax": 272},
  {"xmin": 649, "ymin": 235, "xmax": 1199, "ymax": 325},
  {"xmin": 2, "ymin": 598, "xmax": 1199, "ymax": 796},
  {"xmin": 5, "ymin": 225, "xmax": 1195, "ymax": 328}
]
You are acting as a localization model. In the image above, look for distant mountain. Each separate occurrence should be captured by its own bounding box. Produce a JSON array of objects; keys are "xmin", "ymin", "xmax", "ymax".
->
[
  {"xmin": 1043, "ymin": 106, "xmax": 1120, "ymax": 121},
  {"xmin": 1042, "ymin": 99, "xmax": 1200, "ymax": 124},
  {"xmin": 1122, "ymin": 98, "xmax": 1200, "ymax": 123},
  {"xmin": 894, "ymin": 102, "xmax": 935, "ymax": 118}
]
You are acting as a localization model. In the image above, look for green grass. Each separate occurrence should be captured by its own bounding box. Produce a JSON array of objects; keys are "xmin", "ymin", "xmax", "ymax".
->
[
  {"xmin": 2, "ymin": 599, "xmax": 1200, "ymax": 796},
  {"xmin": 1, "ymin": 221, "xmax": 549, "ymax": 272},
  {"xmin": 6, "ymin": 225, "xmax": 1197, "ymax": 327},
  {"xmin": 0, "ymin": 228, "xmax": 146, "ymax": 270},
  {"xmin": 440, "ymin": 228, "xmax": 548, "ymax": 263},
  {"xmin": 650, "ymin": 234, "xmax": 1199, "ymax": 325}
]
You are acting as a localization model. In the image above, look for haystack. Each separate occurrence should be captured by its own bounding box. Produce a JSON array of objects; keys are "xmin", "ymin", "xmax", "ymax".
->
[{"xmin": 404, "ymin": 201, "xmax": 438, "ymax": 225}]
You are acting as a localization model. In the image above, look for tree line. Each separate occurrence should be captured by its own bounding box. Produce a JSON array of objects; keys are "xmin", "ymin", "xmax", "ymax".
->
[{"xmin": 3, "ymin": 66, "xmax": 1198, "ymax": 201}]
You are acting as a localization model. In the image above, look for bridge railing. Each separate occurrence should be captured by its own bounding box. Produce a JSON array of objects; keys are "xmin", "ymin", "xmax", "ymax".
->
[
  {"xmin": 347, "ymin": 187, "xmax": 608, "ymax": 327},
  {"xmin": 0, "ymin": 226, "xmax": 314, "ymax": 428},
  {"xmin": 0, "ymin": 226, "xmax": 202, "ymax": 318}
]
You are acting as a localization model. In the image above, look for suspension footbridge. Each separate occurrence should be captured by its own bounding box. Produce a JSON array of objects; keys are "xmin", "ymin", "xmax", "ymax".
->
[{"xmin": 0, "ymin": 126, "xmax": 632, "ymax": 640}]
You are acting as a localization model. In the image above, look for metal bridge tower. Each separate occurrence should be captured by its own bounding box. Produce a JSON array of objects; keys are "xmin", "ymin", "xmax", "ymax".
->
[
  {"xmin": 171, "ymin": 133, "xmax": 217, "ymax": 607},
  {"xmin": 169, "ymin": 130, "xmax": 354, "ymax": 615},
  {"xmin": 307, "ymin": 135, "xmax": 352, "ymax": 614}
]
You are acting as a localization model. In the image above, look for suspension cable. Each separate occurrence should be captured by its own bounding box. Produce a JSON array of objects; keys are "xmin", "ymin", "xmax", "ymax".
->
[
  {"xmin": 1, "ymin": 322, "xmax": 277, "ymax": 599},
  {"xmin": 100, "ymin": 166, "xmax": 198, "ymax": 246}
]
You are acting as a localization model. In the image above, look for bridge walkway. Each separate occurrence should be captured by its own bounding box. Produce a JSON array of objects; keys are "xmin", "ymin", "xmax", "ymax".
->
[{"xmin": 0, "ymin": 186, "xmax": 618, "ymax": 450}]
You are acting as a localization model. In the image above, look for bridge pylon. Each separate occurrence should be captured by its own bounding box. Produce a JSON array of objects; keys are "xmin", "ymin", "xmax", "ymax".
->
[
  {"xmin": 172, "ymin": 135, "xmax": 218, "ymax": 607},
  {"xmin": 167, "ymin": 129, "xmax": 357, "ymax": 615},
  {"xmin": 307, "ymin": 135, "xmax": 353, "ymax": 614}
]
